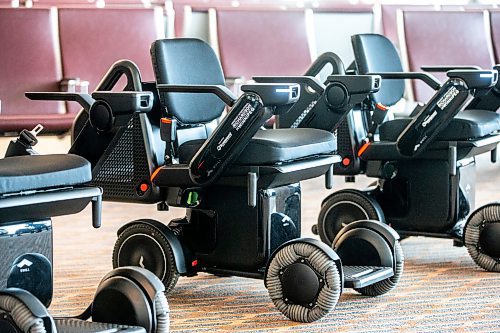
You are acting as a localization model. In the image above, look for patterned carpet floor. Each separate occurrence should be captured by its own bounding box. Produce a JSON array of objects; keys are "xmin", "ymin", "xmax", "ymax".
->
[{"xmin": 1, "ymin": 137, "xmax": 499, "ymax": 332}]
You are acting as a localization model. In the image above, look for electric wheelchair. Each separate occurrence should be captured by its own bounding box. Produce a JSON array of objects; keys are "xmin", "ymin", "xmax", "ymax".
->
[
  {"xmin": 258, "ymin": 33, "xmax": 500, "ymax": 272},
  {"xmin": 0, "ymin": 126, "xmax": 170, "ymax": 332},
  {"xmin": 27, "ymin": 38, "xmax": 404, "ymax": 323}
]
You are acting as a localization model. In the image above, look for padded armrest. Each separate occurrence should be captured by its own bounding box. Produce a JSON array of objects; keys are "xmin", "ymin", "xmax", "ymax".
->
[
  {"xmin": 241, "ymin": 83, "xmax": 300, "ymax": 107},
  {"xmin": 368, "ymin": 72, "xmax": 441, "ymax": 91},
  {"xmin": 156, "ymin": 84, "xmax": 237, "ymax": 106},
  {"xmin": 447, "ymin": 70, "xmax": 497, "ymax": 90},
  {"xmin": 421, "ymin": 65, "xmax": 482, "ymax": 72}
]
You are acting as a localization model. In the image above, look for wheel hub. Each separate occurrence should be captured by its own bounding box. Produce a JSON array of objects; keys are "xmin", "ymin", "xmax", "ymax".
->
[
  {"xmin": 118, "ymin": 234, "xmax": 167, "ymax": 280},
  {"xmin": 479, "ymin": 223, "xmax": 500, "ymax": 258},
  {"xmin": 281, "ymin": 261, "xmax": 321, "ymax": 307}
]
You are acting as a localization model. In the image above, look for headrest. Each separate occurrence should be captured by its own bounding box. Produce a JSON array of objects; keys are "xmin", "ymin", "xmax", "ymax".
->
[
  {"xmin": 150, "ymin": 38, "xmax": 226, "ymax": 124},
  {"xmin": 351, "ymin": 34, "xmax": 405, "ymax": 107}
]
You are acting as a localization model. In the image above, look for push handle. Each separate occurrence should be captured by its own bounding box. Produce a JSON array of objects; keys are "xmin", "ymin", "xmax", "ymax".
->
[{"xmin": 305, "ymin": 52, "xmax": 346, "ymax": 78}]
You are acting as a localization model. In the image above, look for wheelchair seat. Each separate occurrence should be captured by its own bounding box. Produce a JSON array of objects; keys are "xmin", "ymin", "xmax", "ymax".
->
[
  {"xmin": 178, "ymin": 128, "xmax": 336, "ymax": 165},
  {"xmin": 150, "ymin": 38, "xmax": 337, "ymax": 188},
  {"xmin": 379, "ymin": 109, "xmax": 500, "ymax": 142},
  {"xmin": 0, "ymin": 154, "xmax": 91, "ymax": 195}
]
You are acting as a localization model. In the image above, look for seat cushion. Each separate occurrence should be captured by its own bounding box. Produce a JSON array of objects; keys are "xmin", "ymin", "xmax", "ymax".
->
[
  {"xmin": 0, "ymin": 154, "xmax": 91, "ymax": 195},
  {"xmin": 379, "ymin": 109, "xmax": 500, "ymax": 142},
  {"xmin": 179, "ymin": 128, "xmax": 336, "ymax": 165}
]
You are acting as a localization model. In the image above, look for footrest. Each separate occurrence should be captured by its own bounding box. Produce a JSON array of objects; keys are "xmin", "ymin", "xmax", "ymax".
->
[{"xmin": 343, "ymin": 265, "xmax": 394, "ymax": 289}]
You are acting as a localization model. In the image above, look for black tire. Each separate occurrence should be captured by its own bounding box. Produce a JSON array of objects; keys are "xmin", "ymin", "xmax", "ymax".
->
[
  {"xmin": 318, "ymin": 190, "xmax": 383, "ymax": 246},
  {"xmin": 353, "ymin": 241, "xmax": 404, "ymax": 296},
  {"xmin": 464, "ymin": 203, "xmax": 500, "ymax": 272},
  {"xmin": 112, "ymin": 221, "xmax": 180, "ymax": 294}
]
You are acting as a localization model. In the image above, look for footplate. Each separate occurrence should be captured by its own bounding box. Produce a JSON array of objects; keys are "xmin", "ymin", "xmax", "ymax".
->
[{"xmin": 343, "ymin": 265, "xmax": 394, "ymax": 289}]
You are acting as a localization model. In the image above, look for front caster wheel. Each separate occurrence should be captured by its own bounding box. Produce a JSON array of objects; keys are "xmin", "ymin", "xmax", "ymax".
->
[
  {"xmin": 464, "ymin": 203, "xmax": 500, "ymax": 272},
  {"xmin": 354, "ymin": 241, "xmax": 404, "ymax": 296},
  {"xmin": 265, "ymin": 239, "xmax": 342, "ymax": 322},
  {"xmin": 113, "ymin": 220, "xmax": 180, "ymax": 293}
]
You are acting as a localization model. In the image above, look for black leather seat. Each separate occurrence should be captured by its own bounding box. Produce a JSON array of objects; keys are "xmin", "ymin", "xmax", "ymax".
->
[
  {"xmin": 179, "ymin": 128, "xmax": 336, "ymax": 165},
  {"xmin": 0, "ymin": 154, "xmax": 91, "ymax": 195},
  {"xmin": 380, "ymin": 109, "xmax": 500, "ymax": 142}
]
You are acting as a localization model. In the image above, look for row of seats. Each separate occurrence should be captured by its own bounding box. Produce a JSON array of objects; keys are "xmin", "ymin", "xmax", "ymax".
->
[
  {"xmin": 1, "ymin": 3, "xmax": 499, "ymax": 133},
  {"xmin": 0, "ymin": 7, "xmax": 164, "ymax": 132},
  {"xmin": 186, "ymin": 6, "xmax": 500, "ymax": 103}
]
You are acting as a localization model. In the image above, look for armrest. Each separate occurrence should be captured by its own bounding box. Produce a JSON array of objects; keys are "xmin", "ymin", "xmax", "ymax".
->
[
  {"xmin": 252, "ymin": 76, "xmax": 325, "ymax": 94},
  {"xmin": 25, "ymin": 91, "xmax": 153, "ymax": 114},
  {"xmin": 368, "ymin": 72, "xmax": 441, "ymax": 91},
  {"xmin": 156, "ymin": 84, "xmax": 237, "ymax": 107},
  {"xmin": 421, "ymin": 65, "xmax": 481, "ymax": 72},
  {"xmin": 241, "ymin": 83, "xmax": 300, "ymax": 108},
  {"xmin": 26, "ymin": 92, "xmax": 95, "ymax": 111},
  {"xmin": 447, "ymin": 70, "xmax": 497, "ymax": 90}
]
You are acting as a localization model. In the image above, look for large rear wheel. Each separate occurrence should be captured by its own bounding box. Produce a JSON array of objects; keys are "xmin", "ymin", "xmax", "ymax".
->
[
  {"xmin": 317, "ymin": 190, "xmax": 383, "ymax": 245},
  {"xmin": 113, "ymin": 220, "xmax": 180, "ymax": 293}
]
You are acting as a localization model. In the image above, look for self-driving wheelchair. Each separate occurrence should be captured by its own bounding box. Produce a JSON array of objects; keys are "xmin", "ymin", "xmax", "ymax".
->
[
  {"xmin": 27, "ymin": 38, "xmax": 404, "ymax": 322},
  {"xmin": 0, "ymin": 125, "xmax": 170, "ymax": 332},
  {"xmin": 262, "ymin": 33, "xmax": 500, "ymax": 272}
]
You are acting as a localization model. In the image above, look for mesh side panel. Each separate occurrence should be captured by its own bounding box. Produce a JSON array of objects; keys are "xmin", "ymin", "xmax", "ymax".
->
[
  {"xmin": 91, "ymin": 114, "xmax": 151, "ymax": 201},
  {"xmin": 336, "ymin": 118, "xmax": 352, "ymax": 156}
]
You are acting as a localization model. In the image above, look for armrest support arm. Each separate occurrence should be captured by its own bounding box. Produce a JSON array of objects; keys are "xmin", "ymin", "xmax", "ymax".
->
[
  {"xmin": 156, "ymin": 84, "xmax": 237, "ymax": 107},
  {"xmin": 368, "ymin": 72, "xmax": 441, "ymax": 91}
]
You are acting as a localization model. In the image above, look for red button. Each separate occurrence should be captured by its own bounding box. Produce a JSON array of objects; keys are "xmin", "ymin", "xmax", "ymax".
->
[
  {"xmin": 139, "ymin": 183, "xmax": 149, "ymax": 192},
  {"xmin": 342, "ymin": 157, "xmax": 351, "ymax": 166}
]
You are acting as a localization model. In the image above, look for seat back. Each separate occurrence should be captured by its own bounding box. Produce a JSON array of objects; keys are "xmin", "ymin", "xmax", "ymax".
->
[
  {"xmin": 213, "ymin": 9, "xmax": 313, "ymax": 80},
  {"xmin": 379, "ymin": 4, "xmax": 435, "ymax": 47},
  {"xmin": 151, "ymin": 38, "xmax": 226, "ymax": 125},
  {"xmin": 58, "ymin": 7, "xmax": 164, "ymax": 114},
  {"xmin": 0, "ymin": 8, "xmax": 66, "ymax": 133},
  {"xmin": 490, "ymin": 10, "xmax": 500, "ymax": 63},
  {"xmin": 400, "ymin": 10, "xmax": 494, "ymax": 102},
  {"xmin": 312, "ymin": 7, "xmax": 375, "ymax": 66},
  {"xmin": 351, "ymin": 33, "xmax": 405, "ymax": 107}
]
